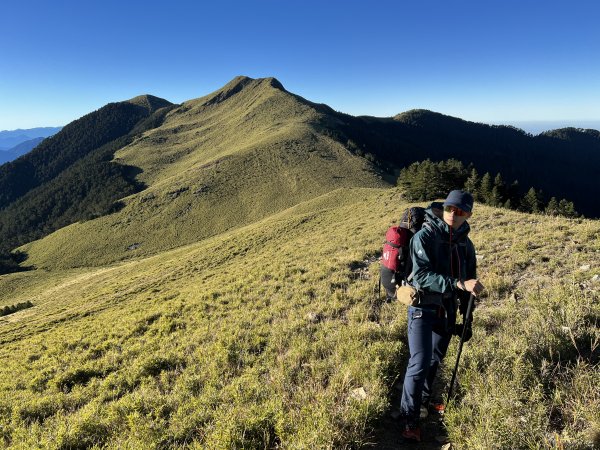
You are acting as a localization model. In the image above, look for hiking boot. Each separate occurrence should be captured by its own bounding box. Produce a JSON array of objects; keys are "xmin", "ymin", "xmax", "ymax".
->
[
  {"xmin": 401, "ymin": 424, "xmax": 422, "ymax": 442},
  {"xmin": 431, "ymin": 402, "xmax": 445, "ymax": 414},
  {"xmin": 423, "ymin": 399, "xmax": 445, "ymax": 415}
]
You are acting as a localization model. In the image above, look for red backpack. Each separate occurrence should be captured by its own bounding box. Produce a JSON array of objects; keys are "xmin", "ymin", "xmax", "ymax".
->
[
  {"xmin": 382, "ymin": 226, "xmax": 411, "ymax": 271},
  {"xmin": 381, "ymin": 206, "xmax": 427, "ymax": 276}
]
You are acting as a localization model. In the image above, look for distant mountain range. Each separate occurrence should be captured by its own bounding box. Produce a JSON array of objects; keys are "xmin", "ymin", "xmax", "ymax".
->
[
  {"xmin": 0, "ymin": 127, "xmax": 62, "ymax": 164},
  {"xmin": 0, "ymin": 126, "xmax": 62, "ymax": 150},
  {"xmin": 1, "ymin": 76, "xmax": 599, "ymax": 273},
  {"xmin": 505, "ymin": 120, "xmax": 600, "ymax": 135},
  {"xmin": 0, "ymin": 137, "xmax": 46, "ymax": 165}
]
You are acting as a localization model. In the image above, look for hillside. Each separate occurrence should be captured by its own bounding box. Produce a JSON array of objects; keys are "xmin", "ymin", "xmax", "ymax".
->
[
  {"xmin": 1, "ymin": 188, "xmax": 598, "ymax": 448},
  {"xmin": 0, "ymin": 96, "xmax": 174, "ymax": 269},
  {"xmin": 1, "ymin": 76, "xmax": 597, "ymax": 274},
  {"xmin": 332, "ymin": 109, "xmax": 600, "ymax": 217},
  {"xmin": 19, "ymin": 77, "xmax": 385, "ymax": 269},
  {"xmin": 0, "ymin": 96, "xmax": 172, "ymax": 209}
]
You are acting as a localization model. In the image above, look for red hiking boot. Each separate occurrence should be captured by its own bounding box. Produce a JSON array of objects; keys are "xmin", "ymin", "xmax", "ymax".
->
[{"xmin": 432, "ymin": 402, "xmax": 446, "ymax": 414}]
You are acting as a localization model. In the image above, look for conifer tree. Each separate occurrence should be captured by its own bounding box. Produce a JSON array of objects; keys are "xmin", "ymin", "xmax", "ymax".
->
[
  {"xmin": 398, "ymin": 158, "xmax": 468, "ymax": 201},
  {"xmin": 485, "ymin": 173, "xmax": 504, "ymax": 207},
  {"xmin": 464, "ymin": 168, "xmax": 480, "ymax": 200},
  {"xmin": 479, "ymin": 172, "xmax": 493, "ymax": 204},
  {"xmin": 545, "ymin": 197, "xmax": 559, "ymax": 215},
  {"xmin": 489, "ymin": 186, "xmax": 501, "ymax": 207},
  {"xmin": 557, "ymin": 199, "xmax": 578, "ymax": 217},
  {"xmin": 440, "ymin": 159, "xmax": 469, "ymax": 191},
  {"xmin": 506, "ymin": 180, "xmax": 521, "ymax": 206},
  {"xmin": 521, "ymin": 187, "xmax": 542, "ymax": 213}
]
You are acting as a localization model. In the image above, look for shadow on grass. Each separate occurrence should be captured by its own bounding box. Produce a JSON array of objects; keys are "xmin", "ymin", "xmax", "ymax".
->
[
  {"xmin": 365, "ymin": 383, "xmax": 450, "ymax": 450},
  {"xmin": 0, "ymin": 250, "xmax": 34, "ymax": 275},
  {"xmin": 363, "ymin": 341, "xmax": 451, "ymax": 450}
]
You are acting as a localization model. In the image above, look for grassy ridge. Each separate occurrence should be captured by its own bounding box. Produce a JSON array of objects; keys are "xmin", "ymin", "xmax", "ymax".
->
[
  {"xmin": 2, "ymin": 188, "xmax": 599, "ymax": 448},
  {"xmin": 445, "ymin": 212, "xmax": 600, "ymax": 449},
  {"xmin": 21, "ymin": 77, "xmax": 385, "ymax": 269},
  {"xmin": 1, "ymin": 188, "xmax": 405, "ymax": 448}
]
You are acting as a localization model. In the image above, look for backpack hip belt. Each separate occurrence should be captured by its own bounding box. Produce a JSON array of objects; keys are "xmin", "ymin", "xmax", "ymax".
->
[{"xmin": 419, "ymin": 291, "xmax": 455, "ymax": 306}]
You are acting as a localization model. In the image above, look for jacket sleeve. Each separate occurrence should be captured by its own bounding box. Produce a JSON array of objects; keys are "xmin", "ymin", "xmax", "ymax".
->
[{"xmin": 410, "ymin": 228, "xmax": 456, "ymax": 294}]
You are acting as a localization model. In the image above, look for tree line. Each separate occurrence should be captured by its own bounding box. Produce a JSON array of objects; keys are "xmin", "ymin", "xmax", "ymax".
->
[
  {"xmin": 0, "ymin": 300, "xmax": 34, "ymax": 317},
  {"xmin": 398, "ymin": 159, "xmax": 578, "ymax": 217},
  {"xmin": 330, "ymin": 109, "xmax": 599, "ymax": 218}
]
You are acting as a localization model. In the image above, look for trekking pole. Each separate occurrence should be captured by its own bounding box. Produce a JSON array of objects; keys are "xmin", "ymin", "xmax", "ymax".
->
[{"xmin": 447, "ymin": 292, "xmax": 476, "ymax": 403}]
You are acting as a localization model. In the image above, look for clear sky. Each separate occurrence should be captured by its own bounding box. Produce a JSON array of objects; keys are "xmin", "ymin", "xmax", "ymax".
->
[{"xmin": 1, "ymin": 0, "xmax": 599, "ymax": 132}]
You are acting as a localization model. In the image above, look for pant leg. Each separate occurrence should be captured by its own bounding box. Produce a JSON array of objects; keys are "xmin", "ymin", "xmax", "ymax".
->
[
  {"xmin": 400, "ymin": 306, "xmax": 437, "ymax": 421},
  {"xmin": 422, "ymin": 303, "xmax": 457, "ymax": 405},
  {"xmin": 422, "ymin": 329, "xmax": 452, "ymax": 404}
]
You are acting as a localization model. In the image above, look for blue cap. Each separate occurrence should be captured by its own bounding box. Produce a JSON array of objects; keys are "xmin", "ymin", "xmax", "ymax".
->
[{"xmin": 443, "ymin": 190, "xmax": 474, "ymax": 213}]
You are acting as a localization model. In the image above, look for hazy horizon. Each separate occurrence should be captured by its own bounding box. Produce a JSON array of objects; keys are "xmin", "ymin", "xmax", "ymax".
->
[
  {"xmin": 2, "ymin": 114, "xmax": 599, "ymax": 139},
  {"xmin": 495, "ymin": 120, "xmax": 600, "ymax": 135}
]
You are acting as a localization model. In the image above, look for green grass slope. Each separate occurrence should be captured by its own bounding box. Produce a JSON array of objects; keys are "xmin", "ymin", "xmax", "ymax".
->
[
  {"xmin": 0, "ymin": 96, "xmax": 174, "ymax": 265},
  {"xmin": 1, "ymin": 188, "xmax": 402, "ymax": 448},
  {"xmin": 20, "ymin": 77, "xmax": 386, "ymax": 269},
  {"xmin": 1, "ymin": 187, "xmax": 599, "ymax": 448}
]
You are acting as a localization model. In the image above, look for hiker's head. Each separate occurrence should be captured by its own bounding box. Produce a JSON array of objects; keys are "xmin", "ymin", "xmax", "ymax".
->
[{"xmin": 442, "ymin": 190, "xmax": 473, "ymax": 229}]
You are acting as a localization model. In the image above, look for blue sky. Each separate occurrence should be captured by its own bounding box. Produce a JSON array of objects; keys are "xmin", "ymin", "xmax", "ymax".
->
[{"xmin": 1, "ymin": 0, "xmax": 599, "ymax": 132}]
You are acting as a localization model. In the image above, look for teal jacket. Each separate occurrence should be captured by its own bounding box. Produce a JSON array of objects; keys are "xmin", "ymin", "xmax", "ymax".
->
[{"xmin": 409, "ymin": 207, "xmax": 476, "ymax": 295}]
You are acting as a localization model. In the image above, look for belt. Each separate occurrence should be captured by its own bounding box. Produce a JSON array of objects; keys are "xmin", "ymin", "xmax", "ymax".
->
[{"xmin": 419, "ymin": 291, "xmax": 455, "ymax": 306}]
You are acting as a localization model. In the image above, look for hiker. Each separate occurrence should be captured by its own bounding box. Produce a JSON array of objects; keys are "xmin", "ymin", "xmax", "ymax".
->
[{"xmin": 399, "ymin": 190, "xmax": 484, "ymax": 442}]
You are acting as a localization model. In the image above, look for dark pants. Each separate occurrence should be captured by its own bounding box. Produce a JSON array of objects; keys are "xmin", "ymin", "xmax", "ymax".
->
[{"xmin": 400, "ymin": 303, "xmax": 456, "ymax": 423}]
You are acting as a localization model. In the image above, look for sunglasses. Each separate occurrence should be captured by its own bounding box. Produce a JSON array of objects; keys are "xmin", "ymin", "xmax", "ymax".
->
[{"xmin": 444, "ymin": 205, "xmax": 469, "ymax": 217}]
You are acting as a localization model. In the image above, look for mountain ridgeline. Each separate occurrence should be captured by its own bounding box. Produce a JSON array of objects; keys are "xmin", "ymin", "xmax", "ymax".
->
[
  {"xmin": 0, "ymin": 76, "xmax": 598, "ymax": 273},
  {"xmin": 327, "ymin": 109, "xmax": 599, "ymax": 217},
  {"xmin": 0, "ymin": 95, "xmax": 172, "ymax": 209},
  {"xmin": 0, "ymin": 96, "xmax": 174, "ymax": 271}
]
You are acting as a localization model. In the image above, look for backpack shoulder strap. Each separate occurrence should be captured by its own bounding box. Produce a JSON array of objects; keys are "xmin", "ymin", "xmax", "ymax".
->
[{"xmin": 404, "ymin": 222, "xmax": 433, "ymax": 282}]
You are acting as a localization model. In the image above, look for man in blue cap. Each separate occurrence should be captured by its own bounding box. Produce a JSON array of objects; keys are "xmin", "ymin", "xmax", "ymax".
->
[{"xmin": 399, "ymin": 190, "xmax": 484, "ymax": 442}]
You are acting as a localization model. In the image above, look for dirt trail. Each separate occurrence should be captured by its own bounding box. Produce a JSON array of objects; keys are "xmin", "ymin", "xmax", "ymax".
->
[
  {"xmin": 364, "ymin": 373, "xmax": 452, "ymax": 449},
  {"xmin": 357, "ymin": 260, "xmax": 454, "ymax": 449}
]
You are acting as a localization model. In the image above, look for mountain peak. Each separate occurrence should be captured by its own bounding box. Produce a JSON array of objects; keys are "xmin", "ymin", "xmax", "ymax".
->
[
  {"xmin": 393, "ymin": 109, "xmax": 452, "ymax": 124},
  {"xmin": 126, "ymin": 95, "xmax": 173, "ymax": 112},
  {"xmin": 260, "ymin": 76, "xmax": 285, "ymax": 91},
  {"xmin": 540, "ymin": 127, "xmax": 600, "ymax": 141},
  {"xmin": 224, "ymin": 75, "xmax": 285, "ymax": 91},
  {"xmin": 200, "ymin": 76, "xmax": 286, "ymax": 107}
]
